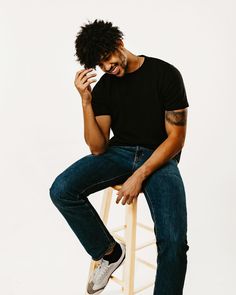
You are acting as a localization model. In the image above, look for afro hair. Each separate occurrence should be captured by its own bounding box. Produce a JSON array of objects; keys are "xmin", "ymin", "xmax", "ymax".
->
[{"xmin": 74, "ymin": 19, "xmax": 124, "ymax": 69}]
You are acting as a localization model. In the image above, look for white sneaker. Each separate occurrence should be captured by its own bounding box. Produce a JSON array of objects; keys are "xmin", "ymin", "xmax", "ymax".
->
[{"xmin": 86, "ymin": 242, "xmax": 126, "ymax": 294}]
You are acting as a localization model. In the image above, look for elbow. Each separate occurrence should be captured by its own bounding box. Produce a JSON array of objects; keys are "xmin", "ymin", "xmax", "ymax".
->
[
  {"xmin": 91, "ymin": 151, "xmax": 104, "ymax": 156},
  {"xmin": 91, "ymin": 150, "xmax": 107, "ymax": 156},
  {"xmin": 168, "ymin": 134, "xmax": 185, "ymax": 150},
  {"xmin": 90, "ymin": 144, "xmax": 108, "ymax": 156}
]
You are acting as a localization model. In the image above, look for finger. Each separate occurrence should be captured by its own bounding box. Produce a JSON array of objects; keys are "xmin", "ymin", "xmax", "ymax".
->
[
  {"xmin": 126, "ymin": 196, "xmax": 133, "ymax": 205},
  {"xmin": 116, "ymin": 191, "xmax": 123, "ymax": 204},
  {"xmin": 83, "ymin": 79, "xmax": 97, "ymax": 89},
  {"xmin": 75, "ymin": 69, "xmax": 85, "ymax": 77},
  {"xmin": 74, "ymin": 68, "xmax": 89, "ymax": 80},
  {"xmin": 121, "ymin": 196, "xmax": 129, "ymax": 205},
  {"xmin": 75, "ymin": 68, "xmax": 93, "ymax": 83},
  {"xmin": 116, "ymin": 196, "xmax": 121, "ymax": 204},
  {"xmin": 79, "ymin": 68, "xmax": 94, "ymax": 80},
  {"xmin": 86, "ymin": 73, "xmax": 97, "ymax": 78},
  {"xmin": 81, "ymin": 72, "xmax": 97, "ymax": 84}
]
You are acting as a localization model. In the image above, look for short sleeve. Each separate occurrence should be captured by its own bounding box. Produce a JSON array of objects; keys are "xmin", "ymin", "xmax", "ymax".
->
[
  {"xmin": 161, "ymin": 64, "xmax": 189, "ymax": 111},
  {"xmin": 91, "ymin": 74, "xmax": 111, "ymax": 116}
]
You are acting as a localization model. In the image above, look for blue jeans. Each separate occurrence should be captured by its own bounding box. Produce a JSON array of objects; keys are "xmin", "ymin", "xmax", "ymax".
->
[{"xmin": 49, "ymin": 145, "xmax": 189, "ymax": 295}]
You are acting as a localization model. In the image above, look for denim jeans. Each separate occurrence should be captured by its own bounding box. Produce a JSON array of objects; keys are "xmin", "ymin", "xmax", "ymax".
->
[{"xmin": 49, "ymin": 145, "xmax": 189, "ymax": 295}]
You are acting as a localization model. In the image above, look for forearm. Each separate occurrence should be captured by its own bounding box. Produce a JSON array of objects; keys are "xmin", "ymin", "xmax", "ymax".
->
[
  {"xmin": 82, "ymin": 102, "xmax": 107, "ymax": 154},
  {"xmin": 133, "ymin": 136, "xmax": 184, "ymax": 181}
]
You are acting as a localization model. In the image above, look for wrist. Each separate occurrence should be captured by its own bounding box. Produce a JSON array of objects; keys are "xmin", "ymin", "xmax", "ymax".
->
[
  {"xmin": 133, "ymin": 166, "xmax": 150, "ymax": 182},
  {"xmin": 82, "ymin": 100, "xmax": 91, "ymax": 108}
]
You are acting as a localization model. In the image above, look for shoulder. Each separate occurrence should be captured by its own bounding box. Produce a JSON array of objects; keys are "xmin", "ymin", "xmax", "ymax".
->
[
  {"xmin": 145, "ymin": 56, "xmax": 185, "ymax": 90},
  {"xmin": 147, "ymin": 55, "xmax": 182, "ymax": 75},
  {"xmin": 92, "ymin": 72, "xmax": 110, "ymax": 91},
  {"xmin": 95, "ymin": 72, "xmax": 110, "ymax": 84}
]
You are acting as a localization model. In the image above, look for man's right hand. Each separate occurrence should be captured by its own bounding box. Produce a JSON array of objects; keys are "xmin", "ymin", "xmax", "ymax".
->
[{"xmin": 74, "ymin": 68, "xmax": 97, "ymax": 104}]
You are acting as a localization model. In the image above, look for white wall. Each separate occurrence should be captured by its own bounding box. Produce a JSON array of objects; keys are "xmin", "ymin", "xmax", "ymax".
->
[{"xmin": 1, "ymin": 0, "xmax": 235, "ymax": 294}]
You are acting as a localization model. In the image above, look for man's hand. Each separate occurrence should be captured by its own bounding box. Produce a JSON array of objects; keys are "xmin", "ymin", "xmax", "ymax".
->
[
  {"xmin": 74, "ymin": 68, "xmax": 97, "ymax": 103},
  {"xmin": 115, "ymin": 174, "xmax": 144, "ymax": 205}
]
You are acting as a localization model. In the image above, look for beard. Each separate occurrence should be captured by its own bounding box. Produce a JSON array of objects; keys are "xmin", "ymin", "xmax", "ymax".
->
[{"xmin": 115, "ymin": 50, "xmax": 128, "ymax": 75}]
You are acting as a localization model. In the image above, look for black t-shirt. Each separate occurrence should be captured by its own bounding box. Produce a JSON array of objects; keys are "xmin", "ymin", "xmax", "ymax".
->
[{"xmin": 91, "ymin": 54, "xmax": 189, "ymax": 163}]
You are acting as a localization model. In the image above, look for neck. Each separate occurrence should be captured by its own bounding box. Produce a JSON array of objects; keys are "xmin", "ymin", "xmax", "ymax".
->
[{"xmin": 126, "ymin": 53, "xmax": 144, "ymax": 73}]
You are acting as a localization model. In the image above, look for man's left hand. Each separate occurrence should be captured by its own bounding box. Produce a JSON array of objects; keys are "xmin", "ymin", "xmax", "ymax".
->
[{"xmin": 115, "ymin": 174, "xmax": 144, "ymax": 205}]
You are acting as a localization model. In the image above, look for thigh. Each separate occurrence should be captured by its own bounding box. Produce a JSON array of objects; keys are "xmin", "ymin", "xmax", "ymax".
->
[
  {"xmin": 50, "ymin": 146, "xmax": 134, "ymax": 199},
  {"xmin": 142, "ymin": 159, "xmax": 188, "ymax": 242}
]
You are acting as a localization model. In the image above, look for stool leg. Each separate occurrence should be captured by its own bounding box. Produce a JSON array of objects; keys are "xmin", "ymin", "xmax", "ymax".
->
[
  {"xmin": 84, "ymin": 187, "xmax": 113, "ymax": 295},
  {"xmin": 99, "ymin": 187, "xmax": 113, "ymax": 225},
  {"xmin": 122, "ymin": 197, "xmax": 138, "ymax": 295}
]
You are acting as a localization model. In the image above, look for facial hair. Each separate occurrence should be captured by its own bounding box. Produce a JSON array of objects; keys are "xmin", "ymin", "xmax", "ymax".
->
[{"xmin": 107, "ymin": 50, "xmax": 128, "ymax": 76}]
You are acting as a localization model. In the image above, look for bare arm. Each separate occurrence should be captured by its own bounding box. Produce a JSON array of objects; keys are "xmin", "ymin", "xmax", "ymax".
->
[
  {"xmin": 133, "ymin": 108, "xmax": 188, "ymax": 180},
  {"xmin": 82, "ymin": 102, "xmax": 110, "ymax": 154},
  {"xmin": 74, "ymin": 68, "xmax": 109, "ymax": 155}
]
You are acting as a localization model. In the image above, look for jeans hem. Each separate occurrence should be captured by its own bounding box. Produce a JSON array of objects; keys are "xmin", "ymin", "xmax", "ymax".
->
[{"xmin": 92, "ymin": 240, "xmax": 117, "ymax": 261}]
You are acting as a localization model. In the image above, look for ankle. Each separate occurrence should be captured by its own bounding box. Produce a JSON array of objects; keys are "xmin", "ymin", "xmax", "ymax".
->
[
  {"xmin": 105, "ymin": 244, "xmax": 115, "ymax": 255},
  {"xmin": 103, "ymin": 242, "xmax": 122, "ymax": 264}
]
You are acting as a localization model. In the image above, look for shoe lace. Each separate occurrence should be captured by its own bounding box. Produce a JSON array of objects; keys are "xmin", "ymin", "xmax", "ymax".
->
[{"xmin": 93, "ymin": 259, "xmax": 109, "ymax": 282}]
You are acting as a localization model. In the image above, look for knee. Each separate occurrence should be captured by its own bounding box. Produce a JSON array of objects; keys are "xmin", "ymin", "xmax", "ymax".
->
[
  {"xmin": 158, "ymin": 238, "xmax": 189, "ymax": 260},
  {"xmin": 49, "ymin": 176, "xmax": 70, "ymax": 205}
]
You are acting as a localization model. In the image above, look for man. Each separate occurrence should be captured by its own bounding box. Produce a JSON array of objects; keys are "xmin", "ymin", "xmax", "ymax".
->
[{"xmin": 49, "ymin": 19, "xmax": 190, "ymax": 295}]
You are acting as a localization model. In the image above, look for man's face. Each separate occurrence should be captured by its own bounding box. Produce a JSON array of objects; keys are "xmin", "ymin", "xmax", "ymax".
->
[{"xmin": 97, "ymin": 48, "xmax": 128, "ymax": 77}]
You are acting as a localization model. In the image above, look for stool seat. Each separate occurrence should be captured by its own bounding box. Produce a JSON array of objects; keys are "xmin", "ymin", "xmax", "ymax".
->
[
  {"xmin": 85, "ymin": 183, "xmax": 156, "ymax": 295},
  {"xmin": 111, "ymin": 184, "xmax": 123, "ymax": 191}
]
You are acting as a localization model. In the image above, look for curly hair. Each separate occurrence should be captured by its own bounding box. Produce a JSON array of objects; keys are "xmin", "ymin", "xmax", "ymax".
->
[{"xmin": 74, "ymin": 19, "xmax": 124, "ymax": 69}]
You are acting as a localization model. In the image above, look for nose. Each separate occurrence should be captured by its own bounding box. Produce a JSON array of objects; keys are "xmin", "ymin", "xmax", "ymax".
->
[
  {"xmin": 98, "ymin": 59, "xmax": 113, "ymax": 72},
  {"xmin": 103, "ymin": 62, "xmax": 112, "ymax": 73}
]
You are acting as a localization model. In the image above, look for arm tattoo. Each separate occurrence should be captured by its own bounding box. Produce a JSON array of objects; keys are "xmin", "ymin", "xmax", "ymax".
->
[{"xmin": 165, "ymin": 110, "xmax": 187, "ymax": 126}]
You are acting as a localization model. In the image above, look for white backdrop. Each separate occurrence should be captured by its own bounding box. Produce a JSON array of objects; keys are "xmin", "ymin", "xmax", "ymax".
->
[{"xmin": 1, "ymin": 0, "xmax": 235, "ymax": 294}]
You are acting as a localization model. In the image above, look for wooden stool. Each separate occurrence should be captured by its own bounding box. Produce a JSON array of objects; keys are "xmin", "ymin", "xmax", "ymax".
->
[{"xmin": 85, "ymin": 184, "xmax": 157, "ymax": 295}]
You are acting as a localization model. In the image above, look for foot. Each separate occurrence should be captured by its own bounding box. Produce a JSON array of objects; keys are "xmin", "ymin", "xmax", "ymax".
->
[{"xmin": 86, "ymin": 242, "xmax": 126, "ymax": 294}]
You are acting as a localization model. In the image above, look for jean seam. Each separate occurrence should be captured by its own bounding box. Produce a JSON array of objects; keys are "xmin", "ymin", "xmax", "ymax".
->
[
  {"xmin": 132, "ymin": 148, "xmax": 138, "ymax": 171},
  {"xmin": 132, "ymin": 150, "xmax": 146, "ymax": 171},
  {"xmin": 142, "ymin": 187, "xmax": 157, "ymax": 236},
  {"xmin": 55, "ymin": 197, "xmax": 117, "ymax": 261},
  {"xmin": 74, "ymin": 172, "xmax": 131, "ymax": 260},
  {"xmin": 78, "ymin": 172, "xmax": 131, "ymax": 197},
  {"xmin": 83, "ymin": 199, "xmax": 116, "ymax": 259}
]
